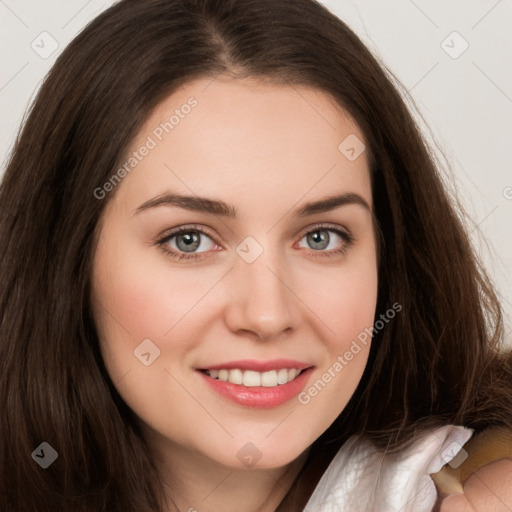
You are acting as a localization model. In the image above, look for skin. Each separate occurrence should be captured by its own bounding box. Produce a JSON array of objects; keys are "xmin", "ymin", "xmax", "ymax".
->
[
  {"xmin": 437, "ymin": 459, "xmax": 512, "ymax": 511},
  {"xmin": 91, "ymin": 76, "xmax": 378, "ymax": 511}
]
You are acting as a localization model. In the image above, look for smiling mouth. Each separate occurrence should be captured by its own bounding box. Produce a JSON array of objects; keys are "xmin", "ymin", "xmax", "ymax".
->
[
  {"xmin": 196, "ymin": 365, "xmax": 315, "ymax": 408},
  {"xmin": 199, "ymin": 368, "xmax": 306, "ymax": 387}
]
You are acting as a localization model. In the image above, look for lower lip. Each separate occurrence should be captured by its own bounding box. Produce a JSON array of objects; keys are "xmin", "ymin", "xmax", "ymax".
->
[{"xmin": 197, "ymin": 368, "xmax": 314, "ymax": 408}]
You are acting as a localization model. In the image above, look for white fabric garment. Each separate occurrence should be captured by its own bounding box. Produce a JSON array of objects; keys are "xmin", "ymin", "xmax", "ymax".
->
[{"xmin": 303, "ymin": 425, "xmax": 474, "ymax": 512}]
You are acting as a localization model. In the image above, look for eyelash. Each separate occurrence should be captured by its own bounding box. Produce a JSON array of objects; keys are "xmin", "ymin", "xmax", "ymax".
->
[{"xmin": 155, "ymin": 223, "xmax": 354, "ymax": 262}]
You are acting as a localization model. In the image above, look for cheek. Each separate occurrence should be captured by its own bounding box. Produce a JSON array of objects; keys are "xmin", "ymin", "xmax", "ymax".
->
[
  {"xmin": 91, "ymin": 232, "xmax": 234, "ymax": 394},
  {"xmin": 91, "ymin": 233, "xmax": 176, "ymax": 379},
  {"xmin": 293, "ymin": 258, "xmax": 378, "ymax": 425},
  {"xmin": 301, "ymin": 255, "xmax": 378, "ymax": 351},
  {"xmin": 92, "ymin": 237, "xmax": 217, "ymax": 343},
  {"xmin": 328, "ymin": 275, "xmax": 377, "ymax": 335},
  {"xmin": 328, "ymin": 266, "xmax": 378, "ymax": 377},
  {"xmin": 91, "ymin": 237, "xmax": 213, "ymax": 431}
]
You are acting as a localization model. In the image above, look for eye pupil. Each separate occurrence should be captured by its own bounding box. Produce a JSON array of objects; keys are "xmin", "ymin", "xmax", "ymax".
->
[
  {"xmin": 307, "ymin": 230, "xmax": 329, "ymax": 250},
  {"xmin": 177, "ymin": 232, "xmax": 200, "ymax": 252}
]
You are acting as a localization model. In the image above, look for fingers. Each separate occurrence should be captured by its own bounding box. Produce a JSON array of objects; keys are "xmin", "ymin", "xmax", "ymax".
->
[
  {"xmin": 438, "ymin": 459, "xmax": 512, "ymax": 512},
  {"xmin": 438, "ymin": 493, "xmax": 476, "ymax": 512},
  {"xmin": 461, "ymin": 458, "xmax": 512, "ymax": 512}
]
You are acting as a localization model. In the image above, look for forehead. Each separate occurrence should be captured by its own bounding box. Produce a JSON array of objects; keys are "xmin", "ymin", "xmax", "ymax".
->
[{"xmin": 112, "ymin": 76, "xmax": 371, "ymax": 214}]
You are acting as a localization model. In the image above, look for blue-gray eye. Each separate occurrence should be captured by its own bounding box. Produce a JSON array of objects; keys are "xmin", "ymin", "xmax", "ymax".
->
[
  {"xmin": 298, "ymin": 229, "xmax": 345, "ymax": 251},
  {"xmin": 166, "ymin": 230, "xmax": 216, "ymax": 253}
]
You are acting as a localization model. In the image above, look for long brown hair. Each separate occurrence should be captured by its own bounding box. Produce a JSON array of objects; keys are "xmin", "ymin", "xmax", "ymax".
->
[{"xmin": 1, "ymin": 0, "xmax": 511, "ymax": 510}]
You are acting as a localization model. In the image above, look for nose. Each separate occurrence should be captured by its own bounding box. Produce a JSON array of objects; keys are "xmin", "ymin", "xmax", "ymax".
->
[{"xmin": 223, "ymin": 245, "xmax": 299, "ymax": 341}]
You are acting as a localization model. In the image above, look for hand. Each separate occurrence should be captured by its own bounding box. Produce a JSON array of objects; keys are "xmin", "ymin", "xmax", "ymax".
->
[{"xmin": 437, "ymin": 458, "xmax": 512, "ymax": 511}]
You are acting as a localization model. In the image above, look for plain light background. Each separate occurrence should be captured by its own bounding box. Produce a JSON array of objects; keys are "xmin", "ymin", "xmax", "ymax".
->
[{"xmin": 1, "ymin": 0, "xmax": 511, "ymax": 346}]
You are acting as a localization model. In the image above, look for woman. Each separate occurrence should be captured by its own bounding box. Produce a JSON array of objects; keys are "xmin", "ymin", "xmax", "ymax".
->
[{"xmin": 1, "ymin": 0, "xmax": 511, "ymax": 510}]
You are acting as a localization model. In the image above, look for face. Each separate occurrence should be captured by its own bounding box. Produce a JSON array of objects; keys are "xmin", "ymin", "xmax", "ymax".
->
[{"xmin": 91, "ymin": 76, "xmax": 378, "ymax": 471}]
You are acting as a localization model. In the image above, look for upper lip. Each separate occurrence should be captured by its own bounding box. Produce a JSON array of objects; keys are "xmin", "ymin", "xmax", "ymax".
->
[{"xmin": 197, "ymin": 359, "xmax": 313, "ymax": 372}]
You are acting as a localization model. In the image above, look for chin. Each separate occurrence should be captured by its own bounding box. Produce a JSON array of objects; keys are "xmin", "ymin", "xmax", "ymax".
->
[{"xmin": 210, "ymin": 441, "xmax": 309, "ymax": 471}]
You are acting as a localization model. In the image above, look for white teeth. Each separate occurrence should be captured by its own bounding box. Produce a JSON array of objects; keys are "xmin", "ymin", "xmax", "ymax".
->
[
  {"xmin": 277, "ymin": 368, "xmax": 289, "ymax": 384},
  {"xmin": 288, "ymin": 368, "xmax": 298, "ymax": 380},
  {"xmin": 204, "ymin": 368, "xmax": 304, "ymax": 387},
  {"xmin": 261, "ymin": 370, "xmax": 278, "ymax": 387},
  {"xmin": 229, "ymin": 368, "xmax": 243, "ymax": 385},
  {"xmin": 243, "ymin": 370, "xmax": 261, "ymax": 387}
]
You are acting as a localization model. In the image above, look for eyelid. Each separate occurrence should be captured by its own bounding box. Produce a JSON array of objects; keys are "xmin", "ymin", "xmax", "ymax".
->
[
  {"xmin": 297, "ymin": 222, "xmax": 352, "ymax": 240},
  {"xmin": 164, "ymin": 223, "xmax": 216, "ymax": 238}
]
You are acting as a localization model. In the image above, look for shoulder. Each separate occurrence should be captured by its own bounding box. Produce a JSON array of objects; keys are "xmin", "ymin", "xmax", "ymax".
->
[{"xmin": 304, "ymin": 425, "xmax": 474, "ymax": 512}]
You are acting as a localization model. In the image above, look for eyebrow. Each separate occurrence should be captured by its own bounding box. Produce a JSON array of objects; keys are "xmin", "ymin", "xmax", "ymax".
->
[{"xmin": 134, "ymin": 191, "xmax": 371, "ymax": 218}]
